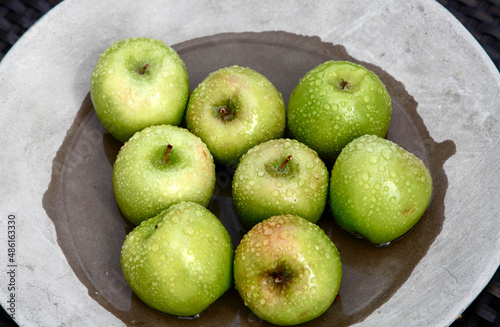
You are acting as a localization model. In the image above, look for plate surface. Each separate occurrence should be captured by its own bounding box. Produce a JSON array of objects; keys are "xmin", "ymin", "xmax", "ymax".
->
[{"xmin": 1, "ymin": 0, "xmax": 499, "ymax": 326}]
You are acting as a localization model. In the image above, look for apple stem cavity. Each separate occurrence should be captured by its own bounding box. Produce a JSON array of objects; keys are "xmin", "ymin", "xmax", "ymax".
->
[
  {"xmin": 163, "ymin": 144, "xmax": 173, "ymax": 164},
  {"xmin": 278, "ymin": 155, "xmax": 292, "ymax": 172},
  {"xmin": 270, "ymin": 269, "xmax": 290, "ymax": 286},
  {"xmin": 139, "ymin": 63, "xmax": 151, "ymax": 75},
  {"xmin": 219, "ymin": 107, "xmax": 229, "ymax": 115},
  {"xmin": 216, "ymin": 104, "xmax": 235, "ymax": 122},
  {"xmin": 340, "ymin": 78, "xmax": 350, "ymax": 90}
]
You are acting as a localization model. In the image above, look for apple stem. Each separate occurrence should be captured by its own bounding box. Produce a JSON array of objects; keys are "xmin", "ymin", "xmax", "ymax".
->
[
  {"xmin": 219, "ymin": 107, "xmax": 228, "ymax": 115},
  {"xmin": 218, "ymin": 105, "xmax": 236, "ymax": 122},
  {"xmin": 340, "ymin": 78, "xmax": 350, "ymax": 89},
  {"xmin": 139, "ymin": 63, "xmax": 151, "ymax": 75},
  {"xmin": 279, "ymin": 155, "xmax": 292, "ymax": 172},
  {"xmin": 163, "ymin": 144, "xmax": 173, "ymax": 164}
]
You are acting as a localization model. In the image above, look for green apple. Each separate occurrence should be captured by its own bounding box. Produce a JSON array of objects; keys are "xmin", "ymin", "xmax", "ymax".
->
[
  {"xmin": 232, "ymin": 138, "xmax": 329, "ymax": 229},
  {"xmin": 120, "ymin": 201, "xmax": 234, "ymax": 316},
  {"xmin": 287, "ymin": 60, "xmax": 392, "ymax": 163},
  {"xmin": 185, "ymin": 65, "xmax": 286, "ymax": 165},
  {"xmin": 234, "ymin": 214, "xmax": 342, "ymax": 325},
  {"xmin": 330, "ymin": 134, "xmax": 433, "ymax": 245},
  {"xmin": 90, "ymin": 37, "xmax": 189, "ymax": 142},
  {"xmin": 113, "ymin": 124, "xmax": 215, "ymax": 226}
]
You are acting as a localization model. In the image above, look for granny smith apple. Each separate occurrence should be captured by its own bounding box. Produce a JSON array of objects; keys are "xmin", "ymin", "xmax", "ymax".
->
[
  {"xmin": 234, "ymin": 214, "xmax": 342, "ymax": 325},
  {"xmin": 113, "ymin": 124, "xmax": 215, "ymax": 226},
  {"xmin": 186, "ymin": 65, "xmax": 286, "ymax": 165},
  {"xmin": 121, "ymin": 201, "xmax": 234, "ymax": 316},
  {"xmin": 90, "ymin": 37, "xmax": 189, "ymax": 142},
  {"xmin": 287, "ymin": 60, "xmax": 392, "ymax": 163},
  {"xmin": 232, "ymin": 138, "xmax": 329, "ymax": 229},
  {"xmin": 330, "ymin": 134, "xmax": 433, "ymax": 245}
]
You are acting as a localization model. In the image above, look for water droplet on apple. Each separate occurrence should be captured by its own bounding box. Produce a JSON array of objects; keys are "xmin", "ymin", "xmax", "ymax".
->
[
  {"xmin": 278, "ymin": 230, "xmax": 290, "ymax": 240},
  {"xmin": 309, "ymin": 180, "xmax": 319, "ymax": 190},
  {"xmin": 370, "ymin": 155, "xmax": 380, "ymax": 165},
  {"xmin": 262, "ymin": 228, "xmax": 273, "ymax": 237},
  {"xmin": 271, "ymin": 189, "xmax": 280, "ymax": 197}
]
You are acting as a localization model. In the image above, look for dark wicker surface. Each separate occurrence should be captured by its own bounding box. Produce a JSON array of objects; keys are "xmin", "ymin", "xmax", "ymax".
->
[
  {"xmin": 0, "ymin": 0, "xmax": 60, "ymax": 59},
  {"xmin": 0, "ymin": 0, "xmax": 499, "ymax": 326},
  {"xmin": 438, "ymin": 0, "xmax": 500, "ymax": 69}
]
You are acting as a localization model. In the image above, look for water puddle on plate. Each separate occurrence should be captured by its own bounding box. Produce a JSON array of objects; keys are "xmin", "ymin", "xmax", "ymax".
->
[{"xmin": 43, "ymin": 31, "xmax": 456, "ymax": 326}]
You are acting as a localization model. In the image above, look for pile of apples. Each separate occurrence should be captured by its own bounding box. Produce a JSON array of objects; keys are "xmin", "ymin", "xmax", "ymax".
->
[{"xmin": 90, "ymin": 37, "xmax": 433, "ymax": 326}]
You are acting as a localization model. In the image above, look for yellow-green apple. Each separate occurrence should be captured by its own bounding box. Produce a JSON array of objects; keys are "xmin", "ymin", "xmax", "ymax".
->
[
  {"xmin": 330, "ymin": 134, "xmax": 433, "ymax": 245},
  {"xmin": 287, "ymin": 60, "xmax": 392, "ymax": 163},
  {"xmin": 234, "ymin": 214, "xmax": 342, "ymax": 325},
  {"xmin": 232, "ymin": 138, "xmax": 328, "ymax": 229},
  {"xmin": 186, "ymin": 65, "xmax": 286, "ymax": 165},
  {"xmin": 90, "ymin": 37, "xmax": 189, "ymax": 142},
  {"xmin": 112, "ymin": 124, "xmax": 215, "ymax": 226},
  {"xmin": 120, "ymin": 202, "xmax": 234, "ymax": 316}
]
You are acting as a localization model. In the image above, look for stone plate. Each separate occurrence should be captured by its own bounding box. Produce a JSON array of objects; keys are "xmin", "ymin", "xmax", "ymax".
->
[{"xmin": 1, "ymin": 0, "xmax": 499, "ymax": 326}]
